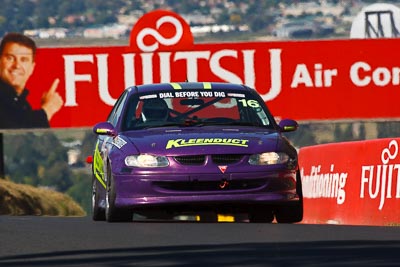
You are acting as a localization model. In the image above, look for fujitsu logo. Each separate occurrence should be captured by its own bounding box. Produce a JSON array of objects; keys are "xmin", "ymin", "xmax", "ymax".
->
[
  {"xmin": 136, "ymin": 15, "xmax": 183, "ymax": 52},
  {"xmin": 360, "ymin": 139, "xmax": 400, "ymax": 210},
  {"xmin": 129, "ymin": 10, "xmax": 193, "ymax": 53}
]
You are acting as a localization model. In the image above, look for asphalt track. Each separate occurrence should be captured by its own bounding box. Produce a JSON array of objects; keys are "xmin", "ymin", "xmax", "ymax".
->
[{"xmin": 1, "ymin": 216, "xmax": 400, "ymax": 267}]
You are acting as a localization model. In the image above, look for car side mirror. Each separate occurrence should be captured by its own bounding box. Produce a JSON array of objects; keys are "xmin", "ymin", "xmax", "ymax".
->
[
  {"xmin": 93, "ymin": 122, "xmax": 117, "ymax": 136},
  {"xmin": 279, "ymin": 119, "xmax": 298, "ymax": 132}
]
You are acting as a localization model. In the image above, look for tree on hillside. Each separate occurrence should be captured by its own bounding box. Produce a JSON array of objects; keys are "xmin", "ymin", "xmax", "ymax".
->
[
  {"xmin": 67, "ymin": 171, "xmax": 91, "ymax": 213},
  {"xmin": 4, "ymin": 132, "xmax": 72, "ymax": 191},
  {"xmin": 284, "ymin": 124, "xmax": 316, "ymax": 147},
  {"xmin": 0, "ymin": 0, "xmax": 35, "ymax": 35},
  {"xmin": 377, "ymin": 122, "xmax": 400, "ymax": 139},
  {"xmin": 78, "ymin": 130, "xmax": 97, "ymax": 163}
]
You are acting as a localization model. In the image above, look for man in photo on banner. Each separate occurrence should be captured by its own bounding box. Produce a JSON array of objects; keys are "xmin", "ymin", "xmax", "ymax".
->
[{"xmin": 0, "ymin": 32, "xmax": 63, "ymax": 129}]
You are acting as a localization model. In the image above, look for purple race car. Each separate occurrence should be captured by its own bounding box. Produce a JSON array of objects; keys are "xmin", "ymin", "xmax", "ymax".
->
[{"xmin": 91, "ymin": 82, "xmax": 303, "ymax": 223}]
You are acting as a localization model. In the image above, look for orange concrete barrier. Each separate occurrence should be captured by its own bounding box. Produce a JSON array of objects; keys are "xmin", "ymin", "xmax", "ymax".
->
[{"xmin": 299, "ymin": 138, "xmax": 400, "ymax": 226}]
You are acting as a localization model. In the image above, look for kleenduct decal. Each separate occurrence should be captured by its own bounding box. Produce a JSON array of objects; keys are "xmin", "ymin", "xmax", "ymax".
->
[{"xmin": 166, "ymin": 138, "xmax": 249, "ymax": 149}]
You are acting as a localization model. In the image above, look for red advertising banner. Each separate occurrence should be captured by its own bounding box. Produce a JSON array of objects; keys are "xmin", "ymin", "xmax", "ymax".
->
[
  {"xmin": 299, "ymin": 138, "xmax": 400, "ymax": 226},
  {"xmin": 6, "ymin": 10, "xmax": 400, "ymax": 128}
]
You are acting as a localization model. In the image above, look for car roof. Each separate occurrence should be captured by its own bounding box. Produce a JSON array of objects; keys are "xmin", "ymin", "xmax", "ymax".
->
[{"xmin": 127, "ymin": 82, "xmax": 252, "ymax": 94}]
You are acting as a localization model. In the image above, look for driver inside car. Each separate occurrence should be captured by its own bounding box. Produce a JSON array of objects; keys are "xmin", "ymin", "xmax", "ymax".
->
[{"xmin": 141, "ymin": 98, "xmax": 170, "ymax": 122}]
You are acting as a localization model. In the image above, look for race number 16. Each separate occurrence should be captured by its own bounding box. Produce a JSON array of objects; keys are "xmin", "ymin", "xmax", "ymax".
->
[{"xmin": 238, "ymin": 99, "xmax": 260, "ymax": 108}]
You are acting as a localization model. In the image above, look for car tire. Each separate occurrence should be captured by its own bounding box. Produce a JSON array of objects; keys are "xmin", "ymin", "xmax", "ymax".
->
[
  {"xmin": 274, "ymin": 202, "xmax": 303, "ymax": 223},
  {"xmin": 248, "ymin": 208, "xmax": 274, "ymax": 223},
  {"xmin": 198, "ymin": 211, "xmax": 218, "ymax": 222},
  {"xmin": 275, "ymin": 171, "xmax": 303, "ymax": 223},
  {"xmin": 105, "ymin": 163, "xmax": 132, "ymax": 222},
  {"xmin": 92, "ymin": 174, "xmax": 105, "ymax": 221}
]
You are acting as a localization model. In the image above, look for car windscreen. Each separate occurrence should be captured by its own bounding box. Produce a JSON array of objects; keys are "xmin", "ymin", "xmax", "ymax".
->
[{"xmin": 122, "ymin": 90, "xmax": 275, "ymax": 130}]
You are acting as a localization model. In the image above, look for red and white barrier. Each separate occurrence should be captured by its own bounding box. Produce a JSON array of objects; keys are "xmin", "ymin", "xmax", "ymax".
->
[{"xmin": 299, "ymin": 138, "xmax": 400, "ymax": 226}]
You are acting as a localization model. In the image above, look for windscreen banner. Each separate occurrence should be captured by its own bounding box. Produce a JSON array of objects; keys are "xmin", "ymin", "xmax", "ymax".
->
[
  {"xmin": 3, "ymin": 9, "xmax": 400, "ymax": 129},
  {"xmin": 299, "ymin": 138, "xmax": 400, "ymax": 226}
]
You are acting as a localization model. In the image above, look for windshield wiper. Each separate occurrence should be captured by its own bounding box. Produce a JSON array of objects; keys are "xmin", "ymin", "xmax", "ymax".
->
[
  {"xmin": 146, "ymin": 122, "xmax": 185, "ymax": 128},
  {"xmin": 137, "ymin": 120, "xmax": 265, "ymax": 129},
  {"xmin": 200, "ymin": 121, "xmax": 265, "ymax": 127}
]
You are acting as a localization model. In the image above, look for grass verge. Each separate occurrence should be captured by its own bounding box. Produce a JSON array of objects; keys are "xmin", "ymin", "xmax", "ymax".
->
[{"xmin": 0, "ymin": 179, "xmax": 86, "ymax": 216}]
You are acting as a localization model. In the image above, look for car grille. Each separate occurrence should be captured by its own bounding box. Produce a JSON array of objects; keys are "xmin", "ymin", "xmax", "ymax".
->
[
  {"xmin": 155, "ymin": 179, "xmax": 265, "ymax": 191},
  {"xmin": 174, "ymin": 154, "xmax": 244, "ymax": 165},
  {"xmin": 212, "ymin": 154, "xmax": 243, "ymax": 164},
  {"xmin": 174, "ymin": 155, "xmax": 205, "ymax": 165}
]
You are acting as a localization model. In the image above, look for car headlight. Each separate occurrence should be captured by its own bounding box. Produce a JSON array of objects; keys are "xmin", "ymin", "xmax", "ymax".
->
[
  {"xmin": 248, "ymin": 152, "xmax": 289, "ymax": 165},
  {"xmin": 125, "ymin": 154, "xmax": 169, "ymax": 167}
]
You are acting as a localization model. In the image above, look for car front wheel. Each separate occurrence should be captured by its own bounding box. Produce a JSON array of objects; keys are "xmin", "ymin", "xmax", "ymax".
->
[
  {"xmin": 92, "ymin": 174, "xmax": 105, "ymax": 221},
  {"xmin": 275, "ymin": 171, "xmax": 303, "ymax": 223},
  {"xmin": 248, "ymin": 208, "xmax": 274, "ymax": 223},
  {"xmin": 105, "ymin": 163, "xmax": 132, "ymax": 222}
]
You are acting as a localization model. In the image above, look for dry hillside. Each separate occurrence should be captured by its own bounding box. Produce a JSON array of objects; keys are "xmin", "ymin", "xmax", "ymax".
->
[{"xmin": 0, "ymin": 179, "xmax": 86, "ymax": 216}]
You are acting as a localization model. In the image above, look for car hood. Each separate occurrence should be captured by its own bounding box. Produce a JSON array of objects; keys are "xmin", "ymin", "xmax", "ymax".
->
[{"xmin": 121, "ymin": 126, "xmax": 282, "ymax": 155}]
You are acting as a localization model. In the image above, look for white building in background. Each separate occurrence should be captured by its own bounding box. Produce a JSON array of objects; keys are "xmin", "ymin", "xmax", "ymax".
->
[
  {"xmin": 24, "ymin": 28, "xmax": 68, "ymax": 39},
  {"xmin": 67, "ymin": 149, "xmax": 81, "ymax": 166},
  {"xmin": 282, "ymin": 1, "xmax": 345, "ymax": 17},
  {"xmin": 83, "ymin": 23, "xmax": 129, "ymax": 39}
]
